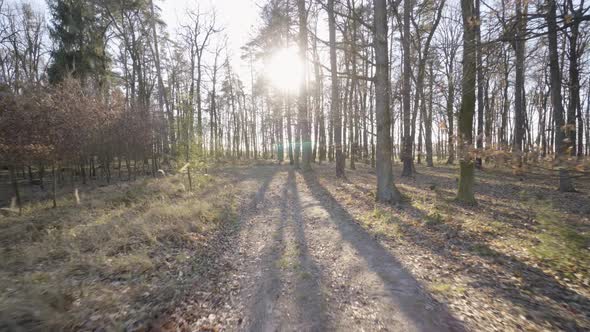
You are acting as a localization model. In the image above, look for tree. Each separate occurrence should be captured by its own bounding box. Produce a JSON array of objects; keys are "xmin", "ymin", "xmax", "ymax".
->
[
  {"xmin": 401, "ymin": 0, "xmax": 413, "ymax": 177},
  {"xmin": 374, "ymin": 0, "xmax": 402, "ymax": 203},
  {"xmin": 435, "ymin": 11, "xmax": 461, "ymax": 165},
  {"xmin": 456, "ymin": 0, "xmax": 477, "ymax": 204},
  {"xmin": 47, "ymin": 0, "xmax": 109, "ymax": 85},
  {"xmin": 298, "ymin": 0, "xmax": 311, "ymax": 170},
  {"xmin": 512, "ymin": 0, "xmax": 527, "ymax": 166},
  {"xmin": 328, "ymin": 0, "xmax": 344, "ymax": 178},
  {"xmin": 148, "ymin": 0, "xmax": 174, "ymax": 159},
  {"xmin": 546, "ymin": 0, "xmax": 575, "ymax": 192}
]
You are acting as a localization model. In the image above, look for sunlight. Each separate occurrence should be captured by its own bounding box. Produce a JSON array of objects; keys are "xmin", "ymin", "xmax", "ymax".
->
[{"xmin": 265, "ymin": 46, "xmax": 304, "ymax": 93}]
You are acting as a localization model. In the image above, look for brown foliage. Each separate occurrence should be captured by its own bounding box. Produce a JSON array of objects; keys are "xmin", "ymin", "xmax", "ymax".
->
[{"xmin": 0, "ymin": 79, "xmax": 153, "ymax": 168}]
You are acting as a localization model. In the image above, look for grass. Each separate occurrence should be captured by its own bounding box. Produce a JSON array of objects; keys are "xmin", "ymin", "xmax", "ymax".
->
[
  {"xmin": 428, "ymin": 282, "xmax": 467, "ymax": 296},
  {"xmin": 528, "ymin": 200, "xmax": 590, "ymax": 281},
  {"xmin": 0, "ymin": 172, "xmax": 236, "ymax": 331},
  {"xmin": 470, "ymin": 243, "xmax": 497, "ymax": 257},
  {"xmin": 359, "ymin": 206, "xmax": 404, "ymax": 240},
  {"xmin": 277, "ymin": 243, "xmax": 301, "ymax": 270}
]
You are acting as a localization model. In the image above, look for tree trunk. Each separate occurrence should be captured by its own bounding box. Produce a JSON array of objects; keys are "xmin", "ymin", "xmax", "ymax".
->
[
  {"xmin": 568, "ymin": 0, "xmax": 581, "ymax": 157},
  {"xmin": 513, "ymin": 0, "xmax": 527, "ymax": 166},
  {"xmin": 546, "ymin": 0, "xmax": 575, "ymax": 192},
  {"xmin": 374, "ymin": 0, "xmax": 402, "ymax": 203},
  {"xmin": 446, "ymin": 77, "xmax": 455, "ymax": 165},
  {"xmin": 328, "ymin": 0, "xmax": 344, "ymax": 177},
  {"xmin": 9, "ymin": 166, "xmax": 22, "ymax": 215},
  {"xmin": 425, "ymin": 62, "xmax": 434, "ymax": 167},
  {"xmin": 298, "ymin": 0, "xmax": 312, "ymax": 170},
  {"xmin": 457, "ymin": 0, "xmax": 477, "ymax": 204},
  {"xmin": 149, "ymin": 0, "xmax": 173, "ymax": 158},
  {"xmin": 401, "ymin": 0, "xmax": 413, "ymax": 177}
]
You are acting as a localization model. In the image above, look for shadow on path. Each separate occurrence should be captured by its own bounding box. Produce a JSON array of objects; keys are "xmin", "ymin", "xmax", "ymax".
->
[
  {"xmin": 243, "ymin": 167, "xmax": 327, "ymax": 331},
  {"xmin": 302, "ymin": 171, "xmax": 464, "ymax": 332},
  {"xmin": 286, "ymin": 168, "xmax": 328, "ymax": 330}
]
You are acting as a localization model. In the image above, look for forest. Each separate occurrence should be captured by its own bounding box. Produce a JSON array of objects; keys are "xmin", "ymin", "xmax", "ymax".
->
[{"xmin": 0, "ymin": 0, "xmax": 589, "ymax": 331}]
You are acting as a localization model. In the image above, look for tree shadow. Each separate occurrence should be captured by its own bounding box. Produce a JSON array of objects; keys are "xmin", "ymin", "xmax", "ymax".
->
[
  {"xmin": 243, "ymin": 167, "xmax": 327, "ymax": 331},
  {"xmin": 144, "ymin": 165, "xmax": 282, "ymax": 332},
  {"xmin": 239, "ymin": 167, "xmax": 284, "ymax": 332},
  {"xmin": 286, "ymin": 168, "xmax": 329, "ymax": 330},
  {"xmin": 327, "ymin": 167, "xmax": 590, "ymax": 330},
  {"xmin": 301, "ymin": 171, "xmax": 465, "ymax": 332}
]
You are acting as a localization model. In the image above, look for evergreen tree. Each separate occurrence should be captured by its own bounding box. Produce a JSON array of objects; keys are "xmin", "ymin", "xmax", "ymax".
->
[{"xmin": 47, "ymin": 0, "xmax": 109, "ymax": 84}]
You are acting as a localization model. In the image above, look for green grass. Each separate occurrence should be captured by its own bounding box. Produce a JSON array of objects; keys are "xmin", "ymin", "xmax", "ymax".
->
[
  {"xmin": 425, "ymin": 210, "xmax": 445, "ymax": 226},
  {"xmin": 428, "ymin": 282, "xmax": 467, "ymax": 296},
  {"xmin": 528, "ymin": 200, "xmax": 590, "ymax": 280},
  {"xmin": 359, "ymin": 206, "xmax": 404, "ymax": 239}
]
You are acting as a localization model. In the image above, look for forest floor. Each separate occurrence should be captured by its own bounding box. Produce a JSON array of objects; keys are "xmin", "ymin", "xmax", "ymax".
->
[{"xmin": 1, "ymin": 161, "xmax": 589, "ymax": 331}]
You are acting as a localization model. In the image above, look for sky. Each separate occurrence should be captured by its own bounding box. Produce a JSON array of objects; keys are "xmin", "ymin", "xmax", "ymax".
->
[{"xmin": 158, "ymin": 0, "xmax": 260, "ymax": 76}]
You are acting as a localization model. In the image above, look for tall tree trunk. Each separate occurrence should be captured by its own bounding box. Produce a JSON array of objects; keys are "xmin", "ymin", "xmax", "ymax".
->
[
  {"xmin": 9, "ymin": 166, "xmax": 22, "ymax": 215},
  {"xmin": 513, "ymin": 0, "xmax": 527, "ymax": 166},
  {"xmin": 425, "ymin": 61, "xmax": 434, "ymax": 167},
  {"xmin": 476, "ymin": 0, "xmax": 484, "ymax": 167},
  {"xmin": 401, "ymin": 0, "xmax": 413, "ymax": 177},
  {"xmin": 328, "ymin": 0, "xmax": 344, "ymax": 177},
  {"xmin": 446, "ymin": 75, "xmax": 455, "ymax": 164},
  {"xmin": 298, "ymin": 0, "xmax": 312, "ymax": 170},
  {"xmin": 546, "ymin": 0, "xmax": 575, "ymax": 192},
  {"xmin": 149, "ymin": 0, "xmax": 173, "ymax": 159},
  {"xmin": 567, "ymin": 0, "xmax": 582, "ymax": 157},
  {"xmin": 287, "ymin": 97, "xmax": 294, "ymax": 165},
  {"xmin": 374, "ymin": 0, "xmax": 402, "ymax": 203},
  {"xmin": 457, "ymin": 0, "xmax": 477, "ymax": 204}
]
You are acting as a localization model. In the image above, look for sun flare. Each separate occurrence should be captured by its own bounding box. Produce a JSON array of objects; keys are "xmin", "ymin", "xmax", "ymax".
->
[{"xmin": 265, "ymin": 46, "xmax": 304, "ymax": 93}]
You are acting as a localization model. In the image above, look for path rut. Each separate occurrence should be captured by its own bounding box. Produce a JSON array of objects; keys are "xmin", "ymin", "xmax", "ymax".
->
[{"xmin": 226, "ymin": 165, "xmax": 462, "ymax": 331}]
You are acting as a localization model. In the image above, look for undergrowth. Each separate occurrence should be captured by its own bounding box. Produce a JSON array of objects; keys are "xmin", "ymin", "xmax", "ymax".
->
[{"xmin": 0, "ymin": 172, "xmax": 235, "ymax": 331}]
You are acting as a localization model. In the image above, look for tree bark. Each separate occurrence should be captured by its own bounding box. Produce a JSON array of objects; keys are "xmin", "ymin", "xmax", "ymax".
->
[
  {"xmin": 374, "ymin": 0, "xmax": 402, "ymax": 203},
  {"xmin": 401, "ymin": 0, "xmax": 413, "ymax": 177},
  {"xmin": 512, "ymin": 0, "xmax": 527, "ymax": 166},
  {"xmin": 546, "ymin": 0, "xmax": 575, "ymax": 192},
  {"xmin": 457, "ymin": 0, "xmax": 477, "ymax": 204},
  {"xmin": 328, "ymin": 0, "xmax": 345, "ymax": 177}
]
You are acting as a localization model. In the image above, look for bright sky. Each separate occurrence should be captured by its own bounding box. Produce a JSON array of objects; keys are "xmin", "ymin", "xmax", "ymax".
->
[{"xmin": 158, "ymin": 0, "xmax": 260, "ymax": 75}]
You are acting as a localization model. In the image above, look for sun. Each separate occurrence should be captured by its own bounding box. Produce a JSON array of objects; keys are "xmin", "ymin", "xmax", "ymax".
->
[{"xmin": 265, "ymin": 46, "xmax": 304, "ymax": 93}]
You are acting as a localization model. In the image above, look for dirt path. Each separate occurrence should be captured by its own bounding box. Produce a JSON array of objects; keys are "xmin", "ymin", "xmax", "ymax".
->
[{"xmin": 222, "ymin": 165, "xmax": 462, "ymax": 331}]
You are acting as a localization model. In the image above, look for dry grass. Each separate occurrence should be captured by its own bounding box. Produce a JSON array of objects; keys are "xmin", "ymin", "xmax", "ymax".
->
[{"xmin": 0, "ymin": 172, "xmax": 236, "ymax": 331}]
